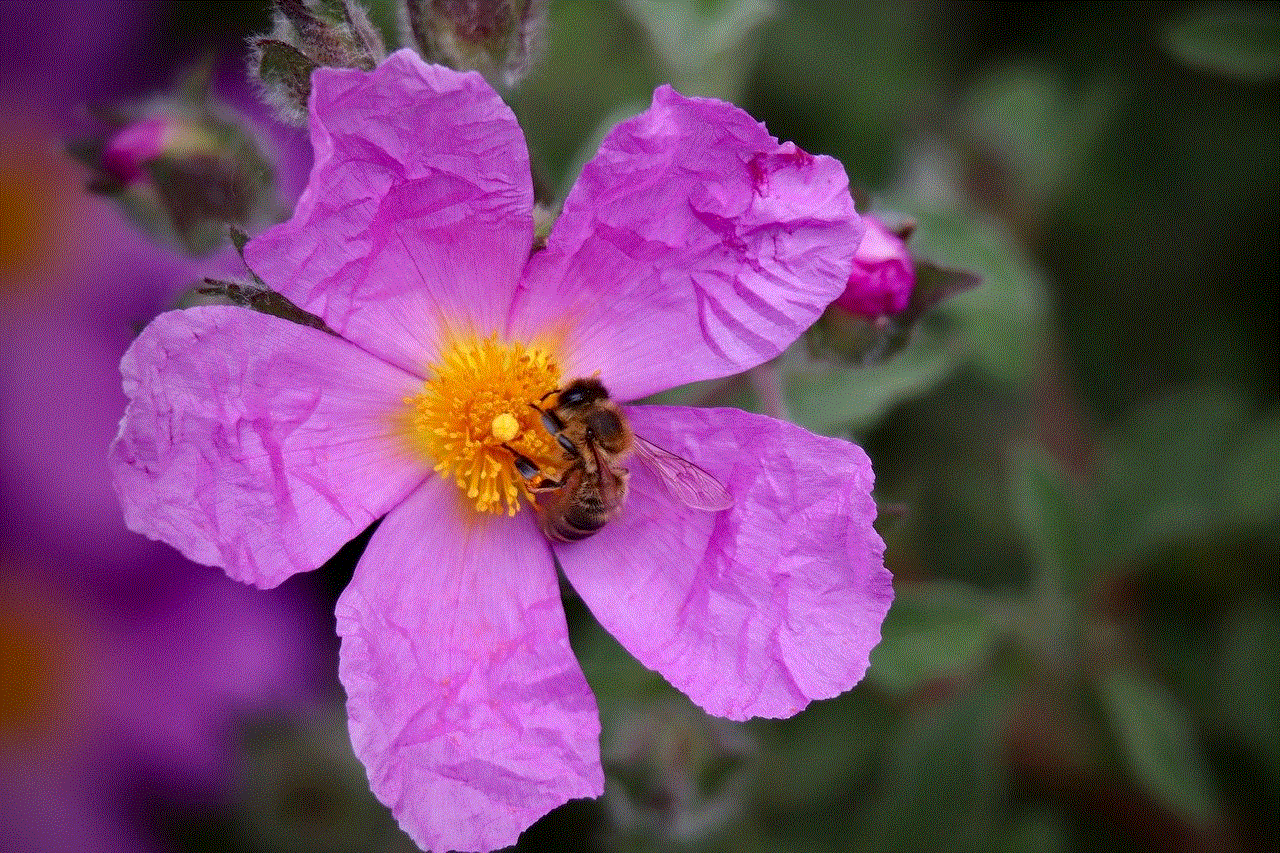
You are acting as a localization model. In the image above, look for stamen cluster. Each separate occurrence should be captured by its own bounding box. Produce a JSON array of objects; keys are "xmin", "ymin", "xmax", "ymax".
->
[{"xmin": 407, "ymin": 335, "xmax": 560, "ymax": 515}]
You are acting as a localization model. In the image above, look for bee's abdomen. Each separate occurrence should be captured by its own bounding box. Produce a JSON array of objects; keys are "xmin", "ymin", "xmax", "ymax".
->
[{"xmin": 546, "ymin": 500, "xmax": 609, "ymax": 542}]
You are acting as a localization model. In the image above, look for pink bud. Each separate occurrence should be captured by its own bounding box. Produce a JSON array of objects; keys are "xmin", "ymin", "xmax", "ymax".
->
[
  {"xmin": 834, "ymin": 215, "xmax": 915, "ymax": 319},
  {"xmin": 101, "ymin": 114, "xmax": 214, "ymax": 185},
  {"xmin": 101, "ymin": 115, "xmax": 170, "ymax": 183}
]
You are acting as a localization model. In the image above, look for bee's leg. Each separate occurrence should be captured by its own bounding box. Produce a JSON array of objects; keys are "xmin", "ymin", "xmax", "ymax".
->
[
  {"xmin": 529, "ymin": 402, "xmax": 566, "ymax": 435},
  {"xmin": 555, "ymin": 434, "xmax": 579, "ymax": 457},
  {"xmin": 527, "ymin": 403, "xmax": 579, "ymax": 458},
  {"xmin": 502, "ymin": 443, "xmax": 564, "ymax": 491}
]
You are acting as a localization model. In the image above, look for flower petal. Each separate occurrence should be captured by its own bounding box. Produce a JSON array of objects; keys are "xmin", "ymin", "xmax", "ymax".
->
[
  {"xmin": 557, "ymin": 405, "xmax": 892, "ymax": 720},
  {"xmin": 511, "ymin": 86, "xmax": 863, "ymax": 401},
  {"xmin": 244, "ymin": 50, "xmax": 534, "ymax": 376},
  {"xmin": 110, "ymin": 306, "xmax": 427, "ymax": 589},
  {"xmin": 337, "ymin": 477, "xmax": 602, "ymax": 853}
]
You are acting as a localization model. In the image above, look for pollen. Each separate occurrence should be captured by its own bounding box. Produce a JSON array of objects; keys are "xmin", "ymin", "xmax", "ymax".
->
[
  {"xmin": 406, "ymin": 335, "xmax": 562, "ymax": 516},
  {"xmin": 490, "ymin": 412, "xmax": 519, "ymax": 443}
]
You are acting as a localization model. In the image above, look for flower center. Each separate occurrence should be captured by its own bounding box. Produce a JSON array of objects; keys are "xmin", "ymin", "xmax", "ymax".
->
[{"xmin": 406, "ymin": 335, "xmax": 562, "ymax": 516}]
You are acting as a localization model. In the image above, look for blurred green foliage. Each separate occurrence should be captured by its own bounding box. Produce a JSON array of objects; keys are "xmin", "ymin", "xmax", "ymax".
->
[{"xmin": 97, "ymin": 1, "xmax": 1278, "ymax": 851}]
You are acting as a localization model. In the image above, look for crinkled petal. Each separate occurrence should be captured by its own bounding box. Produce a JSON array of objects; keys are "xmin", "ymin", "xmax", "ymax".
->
[
  {"xmin": 557, "ymin": 406, "xmax": 892, "ymax": 720},
  {"xmin": 245, "ymin": 50, "xmax": 534, "ymax": 376},
  {"xmin": 337, "ymin": 477, "xmax": 602, "ymax": 853},
  {"xmin": 510, "ymin": 86, "xmax": 863, "ymax": 401},
  {"xmin": 110, "ymin": 306, "xmax": 427, "ymax": 589}
]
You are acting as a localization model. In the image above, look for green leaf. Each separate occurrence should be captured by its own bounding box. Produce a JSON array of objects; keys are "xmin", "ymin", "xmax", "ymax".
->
[
  {"xmin": 1000, "ymin": 808, "xmax": 1071, "ymax": 853},
  {"xmin": 867, "ymin": 581, "xmax": 1004, "ymax": 697},
  {"xmin": 901, "ymin": 210, "xmax": 1049, "ymax": 387},
  {"xmin": 1097, "ymin": 387, "xmax": 1273, "ymax": 565},
  {"xmin": 787, "ymin": 325, "xmax": 963, "ymax": 435},
  {"xmin": 622, "ymin": 0, "xmax": 777, "ymax": 99},
  {"xmin": 1164, "ymin": 3, "xmax": 1280, "ymax": 82},
  {"xmin": 964, "ymin": 64, "xmax": 1115, "ymax": 202},
  {"xmin": 751, "ymin": 690, "xmax": 893, "ymax": 810},
  {"xmin": 1226, "ymin": 413, "xmax": 1280, "ymax": 528},
  {"xmin": 1008, "ymin": 445, "xmax": 1094, "ymax": 657},
  {"xmin": 1098, "ymin": 668, "xmax": 1220, "ymax": 824},
  {"xmin": 1214, "ymin": 604, "xmax": 1280, "ymax": 782},
  {"xmin": 863, "ymin": 684, "xmax": 1009, "ymax": 853}
]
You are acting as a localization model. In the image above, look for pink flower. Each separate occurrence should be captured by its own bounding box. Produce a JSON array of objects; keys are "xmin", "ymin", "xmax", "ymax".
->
[
  {"xmin": 111, "ymin": 50, "xmax": 893, "ymax": 852},
  {"xmin": 2, "ymin": 104, "xmax": 324, "ymax": 853},
  {"xmin": 834, "ymin": 214, "xmax": 915, "ymax": 318}
]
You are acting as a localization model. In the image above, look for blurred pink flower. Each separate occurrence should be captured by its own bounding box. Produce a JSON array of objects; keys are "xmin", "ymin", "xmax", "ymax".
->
[
  {"xmin": 1, "ymin": 58, "xmax": 324, "ymax": 853},
  {"xmin": 834, "ymin": 214, "xmax": 915, "ymax": 319},
  {"xmin": 112, "ymin": 51, "xmax": 893, "ymax": 852},
  {"xmin": 0, "ymin": 557, "xmax": 325, "ymax": 853}
]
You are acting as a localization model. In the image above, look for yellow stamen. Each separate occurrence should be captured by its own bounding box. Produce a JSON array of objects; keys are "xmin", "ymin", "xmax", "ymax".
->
[{"xmin": 405, "ymin": 335, "xmax": 562, "ymax": 516}]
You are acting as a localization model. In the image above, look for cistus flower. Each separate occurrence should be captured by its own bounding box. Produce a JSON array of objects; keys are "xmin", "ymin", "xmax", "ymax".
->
[
  {"xmin": 834, "ymin": 214, "xmax": 916, "ymax": 320},
  {"xmin": 112, "ymin": 50, "xmax": 893, "ymax": 852}
]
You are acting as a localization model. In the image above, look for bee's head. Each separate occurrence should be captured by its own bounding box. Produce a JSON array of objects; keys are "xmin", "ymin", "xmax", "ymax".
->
[{"xmin": 557, "ymin": 378, "xmax": 609, "ymax": 409}]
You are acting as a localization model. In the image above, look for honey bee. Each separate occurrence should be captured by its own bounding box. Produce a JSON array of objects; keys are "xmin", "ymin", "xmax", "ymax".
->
[{"xmin": 505, "ymin": 378, "xmax": 732, "ymax": 542}]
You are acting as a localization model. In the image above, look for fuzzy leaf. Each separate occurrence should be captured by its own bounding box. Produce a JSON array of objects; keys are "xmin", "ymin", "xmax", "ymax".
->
[
  {"xmin": 1099, "ymin": 668, "xmax": 1220, "ymax": 824},
  {"xmin": 867, "ymin": 582, "xmax": 1003, "ymax": 697},
  {"xmin": 256, "ymin": 38, "xmax": 318, "ymax": 113}
]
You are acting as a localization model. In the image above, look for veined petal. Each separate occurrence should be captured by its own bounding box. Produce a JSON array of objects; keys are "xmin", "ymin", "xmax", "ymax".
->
[
  {"xmin": 337, "ymin": 477, "xmax": 602, "ymax": 853},
  {"xmin": 110, "ymin": 306, "xmax": 427, "ymax": 589},
  {"xmin": 557, "ymin": 406, "xmax": 892, "ymax": 720},
  {"xmin": 510, "ymin": 86, "xmax": 862, "ymax": 401},
  {"xmin": 245, "ymin": 50, "xmax": 534, "ymax": 376}
]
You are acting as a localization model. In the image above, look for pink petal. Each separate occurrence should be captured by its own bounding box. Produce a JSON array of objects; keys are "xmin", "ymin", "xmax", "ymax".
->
[
  {"xmin": 110, "ymin": 306, "xmax": 427, "ymax": 589},
  {"xmin": 337, "ymin": 477, "xmax": 602, "ymax": 853},
  {"xmin": 557, "ymin": 405, "xmax": 892, "ymax": 720},
  {"xmin": 244, "ymin": 50, "xmax": 534, "ymax": 375},
  {"xmin": 510, "ymin": 86, "xmax": 863, "ymax": 401}
]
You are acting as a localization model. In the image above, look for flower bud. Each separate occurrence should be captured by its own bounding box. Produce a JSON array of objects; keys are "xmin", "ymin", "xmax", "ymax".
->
[
  {"xmin": 251, "ymin": 0, "xmax": 387, "ymax": 124},
  {"xmin": 73, "ymin": 86, "xmax": 279, "ymax": 256},
  {"xmin": 405, "ymin": 0, "xmax": 547, "ymax": 88},
  {"xmin": 100, "ymin": 115, "xmax": 217, "ymax": 185},
  {"xmin": 808, "ymin": 214, "xmax": 981, "ymax": 366},
  {"xmin": 835, "ymin": 215, "xmax": 916, "ymax": 320}
]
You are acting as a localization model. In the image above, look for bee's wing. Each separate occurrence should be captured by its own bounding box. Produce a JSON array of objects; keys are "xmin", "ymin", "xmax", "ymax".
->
[{"xmin": 632, "ymin": 435, "xmax": 734, "ymax": 512}]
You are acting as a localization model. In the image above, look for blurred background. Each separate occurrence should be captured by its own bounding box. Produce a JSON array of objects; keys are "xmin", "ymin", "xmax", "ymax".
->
[{"xmin": 1, "ymin": 1, "xmax": 1276, "ymax": 852}]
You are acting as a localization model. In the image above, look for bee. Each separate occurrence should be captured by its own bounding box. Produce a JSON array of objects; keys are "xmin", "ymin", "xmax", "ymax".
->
[{"xmin": 505, "ymin": 378, "xmax": 732, "ymax": 542}]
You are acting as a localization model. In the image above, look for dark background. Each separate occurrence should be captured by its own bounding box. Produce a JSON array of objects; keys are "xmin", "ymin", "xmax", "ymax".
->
[{"xmin": 2, "ymin": 2, "xmax": 1276, "ymax": 852}]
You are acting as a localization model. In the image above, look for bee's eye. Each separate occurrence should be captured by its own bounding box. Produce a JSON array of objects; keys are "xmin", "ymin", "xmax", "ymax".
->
[
  {"xmin": 558, "ymin": 379, "xmax": 608, "ymax": 408},
  {"xmin": 586, "ymin": 409, "xmax": 623, "ymax": 442},
  {"xmin": 560, "ymin": 388, "xmax": 589, "ymax": 407}
]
